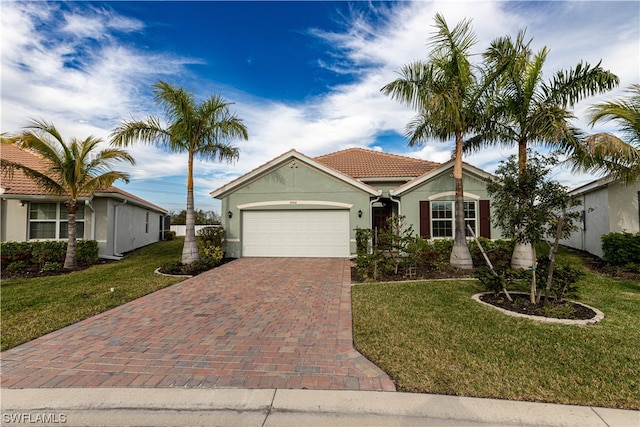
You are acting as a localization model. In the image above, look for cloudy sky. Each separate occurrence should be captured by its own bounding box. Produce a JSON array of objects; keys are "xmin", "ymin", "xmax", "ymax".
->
[{"xmin": 2, "ymin": 1, "xmax": 638, "ymax": 214}]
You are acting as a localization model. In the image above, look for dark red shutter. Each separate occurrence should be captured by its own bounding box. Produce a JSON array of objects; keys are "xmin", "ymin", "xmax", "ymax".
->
[
  {"xmin": 420, "ymin": 201, "xmax": 431, "ymax": 238},
  {"xmin": 479, "ymin": 200, "xmax": 491, "ymax": 238}
]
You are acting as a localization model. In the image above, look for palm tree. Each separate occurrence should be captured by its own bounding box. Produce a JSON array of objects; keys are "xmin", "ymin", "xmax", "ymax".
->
[
  {"xmin": 381, "ymin": 14, "xmax": 492, "ymax": 270},
  {"xmin": 465, "ymin": 30, "xmax": 619, "ymax": 267},
  {"xmin": 110, "ymin": 81, "xmax": 248, "ymax": 264},
  {"xmin": 3, "ymin": 119, "xmax": 134, "ymax": 269},
  {"xmin": 570, "ymin": 84, "xmax": 640, "ymax": 184}
]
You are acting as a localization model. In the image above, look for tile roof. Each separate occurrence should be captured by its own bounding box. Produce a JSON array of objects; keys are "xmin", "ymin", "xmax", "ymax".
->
[
  {"xmin": 314, "ymin": 148, "xmax": 440, "ymax": 179},
  {"xmin": 1, "ymin": 144, "xmax": 165, "ymax": 213}
]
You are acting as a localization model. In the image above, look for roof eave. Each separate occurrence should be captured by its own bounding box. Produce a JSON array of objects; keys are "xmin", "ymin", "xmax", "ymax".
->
[{"xmin": 390, "ymin": 160, "xmax": 494, "ymax": 196}]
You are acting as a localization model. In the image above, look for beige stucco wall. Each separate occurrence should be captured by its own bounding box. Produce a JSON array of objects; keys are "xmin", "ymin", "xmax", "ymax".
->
[{"xmin": 608, "ymin": 181, "xmax": 640, "ymax": 233}]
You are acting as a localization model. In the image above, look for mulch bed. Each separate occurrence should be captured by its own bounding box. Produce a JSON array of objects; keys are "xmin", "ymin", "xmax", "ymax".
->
[
  {"xmin": 480, "ymin": 293, "xmax": 597, "ymax": 320},
  {"xmin": 1, "ymin": 259, "xmax": 115, "ymax": 281}
]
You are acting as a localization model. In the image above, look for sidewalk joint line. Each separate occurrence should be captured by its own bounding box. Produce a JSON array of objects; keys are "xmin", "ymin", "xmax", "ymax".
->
[{"xmin": 589, "ymin": 406, "xmax": 611, "ymax": 427}]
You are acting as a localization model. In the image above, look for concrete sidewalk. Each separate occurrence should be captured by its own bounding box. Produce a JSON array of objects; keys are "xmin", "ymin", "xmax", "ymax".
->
[{"xmin": 2, "ymin": 388, "xmax": 638, "ymax": 427}]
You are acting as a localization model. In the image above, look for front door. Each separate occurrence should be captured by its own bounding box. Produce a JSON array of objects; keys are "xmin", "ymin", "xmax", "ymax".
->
[{"xmin": 372, "ymin": 203, "xmax": 392, "ymax": 245}]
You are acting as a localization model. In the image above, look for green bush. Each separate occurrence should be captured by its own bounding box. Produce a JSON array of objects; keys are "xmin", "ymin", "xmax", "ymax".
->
[
  {"xmin": 1, "ymin": 240, "xmax": 99, "ymax": 271},
  {"xmin": 6, "ymin": 260, "xmax": 29, "ymax": 273},
  {"xmin": 1, "ymin": 242, "xmax": 32, "ymax": 266},
  {"xmin": 536, "ymin": 257, "xmax": 584, "ymax": 300},
  {"xmin": 41, "ymin": 262, "xmax": 62, "ymax": 273},
  {"xmin": 601, "ymin": 232, "xmax": 640, "ymax": 266},
  {"xmin": 197, "ymin": 226, "xmax": 226, "ymax": 249},
  {"xmin": 77, "ymin": 240, "xmax": 99, "ymax": 265},
  {"xmin": 201, "ymin": 243, "xmax": 224, "ymax": 264},
  {"xmin": 164, "ymin": 230, "xmax": 176, "ymax": 240},
  {"xmin": 469, "ymin": 238, "xmax": 515, "ymax": 270},
  {"xmin": 31, "ymin": 241, "xmax": 66, "ymax": 267}
]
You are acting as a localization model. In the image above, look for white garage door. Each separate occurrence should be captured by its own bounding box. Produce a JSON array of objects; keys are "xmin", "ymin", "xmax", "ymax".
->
[{"xmin": 242, "ymin": 210, "xmax": 350, "ymax": 257}]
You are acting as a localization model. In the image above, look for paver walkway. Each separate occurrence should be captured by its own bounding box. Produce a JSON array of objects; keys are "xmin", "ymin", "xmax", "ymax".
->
[{"xmin": 1, "ymin": 258, "xmax": 395, "ymax": 391}]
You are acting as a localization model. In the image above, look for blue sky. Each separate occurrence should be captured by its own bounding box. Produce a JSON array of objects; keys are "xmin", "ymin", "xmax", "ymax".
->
[{"xmin": 2, "ymin": 1, "xmax": 638, "ymax": 215}]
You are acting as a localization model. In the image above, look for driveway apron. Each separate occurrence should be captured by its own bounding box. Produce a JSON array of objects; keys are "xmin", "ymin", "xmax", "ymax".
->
[{"xmin": 1, "ymin": 258, "xmax": 395, "ymax": 391}]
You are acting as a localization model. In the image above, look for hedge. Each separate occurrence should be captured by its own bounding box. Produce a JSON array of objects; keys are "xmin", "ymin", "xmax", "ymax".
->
[
  {"xmin": 1, "ymin": 240, "xmax": 99, "ymax": 270},
  {"xmin": 601, "ymin": 231, "xmax": 640, "ymax": 266}
]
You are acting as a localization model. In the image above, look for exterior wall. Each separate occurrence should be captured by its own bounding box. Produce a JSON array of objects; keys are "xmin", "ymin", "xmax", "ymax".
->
[
  {"xmin": 0, "ymin": 199, "xmax": 28, "ymax": 242},
  {"xmin": 563, "ymin": 187, "xmax": 609, "ymax": 257},
  {"xmin": 399, "ymin": 170, "xmax": 501, "ymax": 239},
  {"xmin": 608, "ymin": 181, "xmax": 640, "ymax": 233},
  {"xmin": 563, "ymin": 181, "xmax": 639, "ymax": 258},
  {"xmin": 112, "ymin": 201, "xmax": 164, "ymax": 256},
  {"xmin": 219, "ymin": 160, "xmax": 372, "ymax": 257}
]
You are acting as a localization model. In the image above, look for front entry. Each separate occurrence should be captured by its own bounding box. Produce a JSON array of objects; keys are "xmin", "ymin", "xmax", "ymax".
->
[{"xmin": 372, "ymin": 201, "xmax": 392, "ymax": 245}]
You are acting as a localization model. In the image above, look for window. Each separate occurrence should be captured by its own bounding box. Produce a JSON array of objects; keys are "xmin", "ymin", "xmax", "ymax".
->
[
  {"xmin": 145, "ymin": 212, "xmax": 149, "ymax": 233},
  {"xmin": 431, "ymin": 201, "xmax": 477, "ymax": 238},
  {"xmin": 29, "ymin": 202, "xmax": 85, "ymax": 240}
]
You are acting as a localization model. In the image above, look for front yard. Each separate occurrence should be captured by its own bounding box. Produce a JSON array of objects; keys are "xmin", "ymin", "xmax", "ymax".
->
[
  {"xmin": 1, "ymin": 239, "xmax": 186, "ymax": 351},
  {"xmin": 351, "ymin": 252, "xmax": 640, "ymax": 410}
]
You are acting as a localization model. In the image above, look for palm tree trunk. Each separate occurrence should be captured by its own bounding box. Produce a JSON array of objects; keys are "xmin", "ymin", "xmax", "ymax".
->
[
  {"xmin": 512, "ymin": 140, "xmax": 534, "ymax": 269},
  {"xmin": 64, "ymin": 200, "xmax": 78, "ymax": 270},
  {"xmin": 182, "ymin": 151, "xmax": 200, "ymax": 264},
  {"xmin": 450, "ymin": 135, "xmax": 473, "ymax": 270}
]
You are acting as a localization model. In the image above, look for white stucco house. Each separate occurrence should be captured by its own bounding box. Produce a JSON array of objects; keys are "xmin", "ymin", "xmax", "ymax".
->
[
  {"xmin": 562, "ymin": 175, "xmax": 640, "ymax": 258},
  {"xmin": 1, "ymin": 144, "xmax": 169, "ymax": 259}
]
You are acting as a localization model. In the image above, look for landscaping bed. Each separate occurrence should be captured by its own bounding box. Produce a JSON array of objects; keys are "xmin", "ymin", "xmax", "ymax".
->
[{"xmin": 478, "ymin": 293, "xmax": 597, "ymax": 320}]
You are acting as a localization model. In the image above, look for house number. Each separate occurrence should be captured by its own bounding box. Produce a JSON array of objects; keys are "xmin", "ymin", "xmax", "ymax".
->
[{"xmin": 290, "ymin": 200, "xmax": 297, "ymax": 204}]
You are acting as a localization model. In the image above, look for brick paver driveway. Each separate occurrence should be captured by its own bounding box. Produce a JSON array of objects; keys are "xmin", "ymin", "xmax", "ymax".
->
[{"xmin": 1, "ymin": 258, "xmax": 395, "ymax": 391}]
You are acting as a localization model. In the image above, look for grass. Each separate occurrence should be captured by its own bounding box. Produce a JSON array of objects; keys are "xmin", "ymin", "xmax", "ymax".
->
[
  {"xmin": 1, "ymin": 238, "xmax": 186, "ymax": 351},
  {"xmin": 352, "ymin": 250, "xmax": 640, "ymax": 410}
]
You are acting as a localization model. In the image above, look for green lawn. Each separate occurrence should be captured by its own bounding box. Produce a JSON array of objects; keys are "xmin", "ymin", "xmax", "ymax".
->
[
  {"xmin": 352, "ymin": 253, "xmax": 640, "ymax": 410},
  {"xmin": 1, "ymin": 238, "xmax": 186, "ymax": 351}
]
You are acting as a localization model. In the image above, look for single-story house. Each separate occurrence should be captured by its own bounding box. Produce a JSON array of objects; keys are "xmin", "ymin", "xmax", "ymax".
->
[
  {"xmin": 1, "ymin": 144, "xmax": 169, "ymax": 259},
  {"xmin": 561, "ymin": 175, "xmax": 640, "ymax": 258},
  {"xmin": 211, "ymin": 148, "xmax": 500, "ymax": 258}
]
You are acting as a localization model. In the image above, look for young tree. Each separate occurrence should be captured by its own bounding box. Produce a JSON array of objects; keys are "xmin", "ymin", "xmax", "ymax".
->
[
  {"xmin": 486, "ymin": 152, "xmax": 580, "ymax": 304},
  {"xmin": 2, "ymin": 119, "xmax": 134, "ymax": 269},
  {"xmin": 570, "ymin": 84, "xmax": 640, "ymax": 185},
  {"xmin": 381, "ymin": 14, "xmax": 497, "ymax": 270},
  {"xmin": 111, "ymin": 81, "xmax": 248, "ymax": 264},
  {"xmin": 466, "ymin": 30, "xmax": 618, "ymax": 268}
]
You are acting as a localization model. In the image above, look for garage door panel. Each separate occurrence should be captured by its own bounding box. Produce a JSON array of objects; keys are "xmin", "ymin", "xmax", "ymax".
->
[{"xmin": 242, "ymin": 210, "xmax": 349, "ymax": 257}]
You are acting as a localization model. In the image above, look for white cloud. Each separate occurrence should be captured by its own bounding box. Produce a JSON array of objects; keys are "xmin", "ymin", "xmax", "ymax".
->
[{"xmin": 2, "ymin": 1, "xmax": 637, "ymax": 214}]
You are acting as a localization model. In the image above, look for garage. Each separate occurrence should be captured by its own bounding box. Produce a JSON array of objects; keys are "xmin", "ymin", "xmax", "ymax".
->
[{"xmin": 242, "ymin": 210, "xmax": 350, "ymax": 257}]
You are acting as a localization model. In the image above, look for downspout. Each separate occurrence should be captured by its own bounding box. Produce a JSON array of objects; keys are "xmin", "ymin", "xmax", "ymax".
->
[{"xmin": 113, "ymin": 200, "xmax": 127, "ymax": 257}]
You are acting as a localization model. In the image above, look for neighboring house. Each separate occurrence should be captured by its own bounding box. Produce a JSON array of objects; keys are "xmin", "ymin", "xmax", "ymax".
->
[
  {"xmin": 1, "ymin": 144, "xmax": 169, "ymax": 259},
  {"xmin": 562, "ymin": 175, "xmax": 640, "ymax": 258},
  {"xmin": 211, "ymin": 148, "xmax": 500, "ymax": 258}
]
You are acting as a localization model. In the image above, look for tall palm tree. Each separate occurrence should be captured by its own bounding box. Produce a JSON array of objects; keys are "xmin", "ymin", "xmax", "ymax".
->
[
  {"xmin": 3, "ymin": 119, "xmax": 134, "ymax": 269},
  {"xmin": 111, "ymin": 81, "xmax": 248, "ymax": 264},
  {"xmin": 570, "ymin": 84, "xmax": 640, "ymax": 184},
  {"xmin": 465, "ymin": 30, "xmax": 619, "ymax": 267},
  {"xmin": 381, "ymin": 14, "xmax": 493, "ymax": 270}
]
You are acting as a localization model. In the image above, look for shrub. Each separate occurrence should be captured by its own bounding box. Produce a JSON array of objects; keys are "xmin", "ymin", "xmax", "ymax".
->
[
  {"xmin": 77, "ymin": 240, "xmax": 99, "ymax": 265},
  {"xmin": 197, "ymin": 226, "xmax": 226, "ymax": 248},
  {"xmin": 41, "ymin": 262, "xmax": 62, "ymax": 273},
  {"xmin": 31, "ymin": 241, "xmax": 66, "ymax": 267},
  {"xmin": 536, "ymin": 257, "xmax": 584, "ymax": 300},
  {"xmin": 355, "ymin": 227, "xmax": 372, "ymax": 255},
  {"xmin": 202, "ymin": 243, "xmax": 224, "ymax": 264},
  {"xmin": 6, "ymin": 260, "xmax": 29, "ymax": 273},
  {"xmin": 469, "ymin": 238, "xmax": 515, "ymax": 270},
  {"xmin": 602, "ymin": 232, "xmax": 640, "ymax": 266},
  {"xmin": 1, "ymin": 242, "xmax": 32, "ymax": 267},
  {"xmin": 164, "ymin": 230, "xmax": 176, "ymax": 240}
]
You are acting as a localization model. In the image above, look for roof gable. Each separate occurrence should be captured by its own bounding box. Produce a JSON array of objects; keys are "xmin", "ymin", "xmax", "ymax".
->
[
  {"xmin": 210, "ymin": 149, "xmax": 381, "ymax": 198},
  {"xmin": 314, "ymin": 148, "xmax": 440, "ymax": 179},
  {"xmin": 391, "ymin": 160, "xmax": 495, "ymax": 196}
]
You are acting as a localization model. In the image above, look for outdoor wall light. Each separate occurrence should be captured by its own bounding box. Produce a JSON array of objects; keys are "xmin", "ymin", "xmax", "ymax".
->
[
  {"xmin": 228, "ymin": 211, "xmax": 233, "ymax": 219},
  {"xmin": 358, "ymin": 209, "xmax": 363, "ymax": 218}
]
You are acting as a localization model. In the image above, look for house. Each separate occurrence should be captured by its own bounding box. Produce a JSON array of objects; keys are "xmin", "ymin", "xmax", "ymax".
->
[
  {"xmin": 1, "ymin": 144, "xmax": 169, "ymax": 259},
  {"xmin": 562, "ymin": 175, "xmax": 640, "ymax": 258},
  {"xmin": 211, "ymin": 148, "xmax": 500, "ymax": 258}
]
